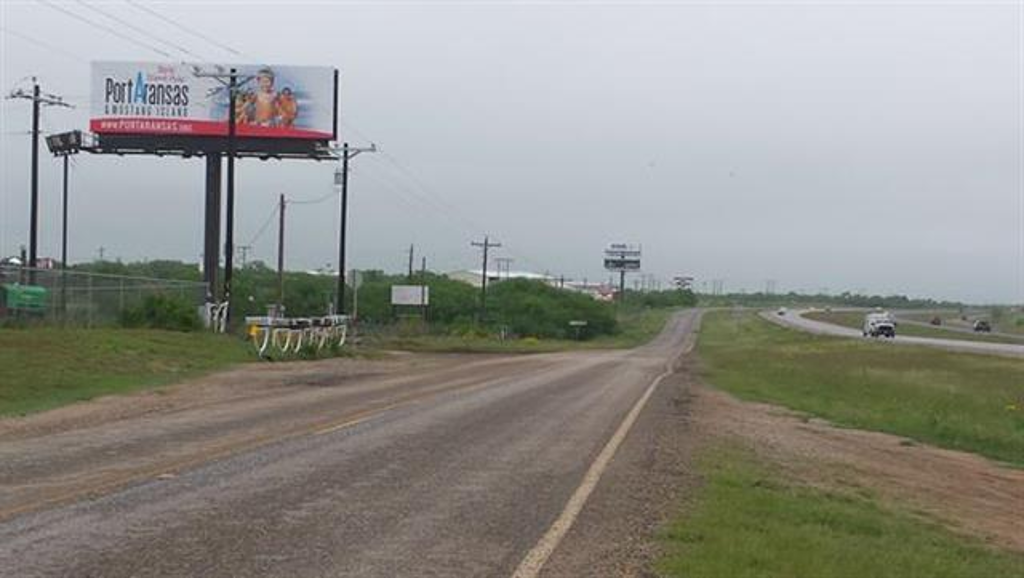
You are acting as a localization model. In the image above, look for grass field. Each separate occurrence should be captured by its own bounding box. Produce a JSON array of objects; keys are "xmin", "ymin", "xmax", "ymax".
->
[
  {"xmin": 369, "ymin": 307, "xmax": 677, "ymax": 354},
  {"xmin": 0, "ymin": 328, "xmax": 253, "ymax": 417},
  {"xmin": 658, "ymin": 446, "xmax": 1024, "ymax": 578},
  {"xmin": 697, "ymin": 311, "xmax": 1024, "ymax": 466},
  {"xmin": 804, "ymin": 310, "xmax": 1024, "ymax": 344}
]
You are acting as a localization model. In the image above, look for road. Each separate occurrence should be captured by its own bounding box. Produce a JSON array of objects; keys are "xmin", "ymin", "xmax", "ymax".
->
[
  {"xmin": 0, "ymin": 310, "xmax": 700, "ymax": 578},
  {"xmin": 767, "ymin": 309, "xmax": 1024, "ymax": 358}
]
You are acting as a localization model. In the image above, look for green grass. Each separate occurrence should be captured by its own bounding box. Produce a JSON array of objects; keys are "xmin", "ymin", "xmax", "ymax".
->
[
  {"xmin": 0, "ymin": 328, "xmax": 254, "ymax": 417},
  {"xmin": 369, "ymin": 307, "xmax": 678, "ymax": 354},
  {"xmin": 698, "ymin": 311, "xmax": 1024, "ymax": 466},
  {"xmin": 659, "ymin": 446, "xmax": 1024, "ymax": 578},
  {"xmin": 805, "ymin": 310, "xmax": 1024, "ymax": 344}
]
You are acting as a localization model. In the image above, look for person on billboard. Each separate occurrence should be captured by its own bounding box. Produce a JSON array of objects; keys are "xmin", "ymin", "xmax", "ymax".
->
[
  {"xmin": 254, "ymin": 67, "xmax": 279, "ymax": 126},
  {"xmin": 277, "ymin": 87, "xmax": 297, "ymax": 128},
  {"xmin": 236, "ymin": 90, "xmax": 256, "ymax": 125}
]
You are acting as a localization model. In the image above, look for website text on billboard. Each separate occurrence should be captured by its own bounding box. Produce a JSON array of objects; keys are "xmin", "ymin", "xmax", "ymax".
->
[{"xmin": 91, "ymin": 62, "xmax": 336, "ymax": 140}]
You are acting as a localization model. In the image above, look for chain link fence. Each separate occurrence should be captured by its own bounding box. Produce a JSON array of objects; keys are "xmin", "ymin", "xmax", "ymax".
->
[{"xmin": 0, "ymin": 265, "xmax": 208, "ymax": 327}]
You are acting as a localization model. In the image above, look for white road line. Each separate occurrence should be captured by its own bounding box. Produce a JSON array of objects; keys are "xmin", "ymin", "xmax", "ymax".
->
[{"xmin": 511, "ymin": 318, "xmax": 696, "ymax": 578}]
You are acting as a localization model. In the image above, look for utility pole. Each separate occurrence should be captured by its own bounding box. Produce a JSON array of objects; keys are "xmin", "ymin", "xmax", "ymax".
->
[
  {"xmin": 277, "ymin": 194, "xmax": 286, "ymax": 311},
  {"xmin": 7, "ymin": 79, "xmax": 71, "ymax": 272},
  {"xmin": 420, "ymin": 255, "xmax": 427, "ymax": 322},
  {"xmin": 98, "ymin": 246, "xmax": 105, "ymax": 261},
  {"xmin": 333, "ymin": 142, "xmax": 377, "ymax": 315},
  {"xmin": 495, "ymin": 257, "xmax": 512, "ymax": 281},
  {"xmin": 237, "ymin": 245, "xmax": 252, "ymax": 268},
  {"xmin": 224, "ymin": 68, "xmax": 238, "ymax": 319},
  {"xmin": 407, "ymin": 244, "xmax": 415, "ymax": 281},
  {"xmin": 471, "ymin": 236, "xmax": 501, "ymax": 322}
]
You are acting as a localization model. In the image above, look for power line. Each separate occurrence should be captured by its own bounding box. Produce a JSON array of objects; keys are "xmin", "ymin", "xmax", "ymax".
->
[
  {"xmin": 247, "ymin": 201, "xmax": 279, "ymax": 247},
  {"xmin": 39, "ymin": 0, "xmax": 176, "ymax": 59},
  {"xmin": 0, "ymin": 26, "xmax": 89, "ymax": 63},
  {"xmin": 73, "ymin": 0, "xmax": 207, "ymax": 61},
  {"xmin": 124, "ymin": 0, "xmax": 245, "ymax": 59}
]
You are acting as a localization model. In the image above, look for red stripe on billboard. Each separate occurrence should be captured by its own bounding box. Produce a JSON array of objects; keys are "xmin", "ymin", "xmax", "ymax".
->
[{"xmin": 90, "ymin": 118, "xmax": 332, "ymax": 140}]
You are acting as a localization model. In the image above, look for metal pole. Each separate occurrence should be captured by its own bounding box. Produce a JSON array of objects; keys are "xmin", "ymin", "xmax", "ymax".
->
[
  {"xmin": 336, "ymin": 143, "xmax": 350, "ymax": 314},
  {"xmin": 420, "ymin": 255, "xmax": 427, "ymax": 322},
  {"xmin": 60, "ymin": 154, "xmax": 69, "ymax": 318},
  {"xmin": 408, "ymin": 244, "xmax": 414, "ymax": 281},
  {"xmin": 480, "ymin": 237, "xmax": 489, "ymax": 320},
  {"xmin": 277, "ymin": 193, "xmax": 286, "ymax": 310},
  {"xmin": 29, "ymin": 82, "xmax": 40, "ymax": 272},
  {"xmin": 619, "ymin": 270, "xmax": 626, "ymax": 303},
  {"xmin": 203, "ymin": 153, "xmax": 222, "ymax": 302},
  {"xmin": 223, "ymin": 69, "xmax": 237, "ymax": 320}
]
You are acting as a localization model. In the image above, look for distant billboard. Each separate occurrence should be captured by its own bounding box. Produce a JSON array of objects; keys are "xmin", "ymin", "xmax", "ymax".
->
[
  {"xmin": 91, "ymin": 61, "xmax": 336, "ymax": 140},
  {"xmin": 391, "ymin": 285, "xmax": 429, "ymax": 307},
  {"xmin": 604, "ymin": 243, "xmax": 641, "ymax": 272}
]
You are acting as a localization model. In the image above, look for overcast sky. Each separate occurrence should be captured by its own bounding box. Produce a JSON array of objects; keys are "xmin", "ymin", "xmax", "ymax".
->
[{"xmin": 1, "ymin": 1, "xmax": 1021, "ymax": 303}]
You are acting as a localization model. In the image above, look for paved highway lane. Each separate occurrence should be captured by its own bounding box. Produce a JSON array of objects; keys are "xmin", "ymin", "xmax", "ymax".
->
[
  {"xmin": 0, "ymin": 311, "xmax": 699, "ymax": 578},
  {"xmin": 767, "ymin": 310, "xmax": 1024, "ymax": 358}
]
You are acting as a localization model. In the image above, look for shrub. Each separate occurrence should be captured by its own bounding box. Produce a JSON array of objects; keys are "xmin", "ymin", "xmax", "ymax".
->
[{"xmin": 121, "ymin": 294, "xmax": 202, "ymax": 332}]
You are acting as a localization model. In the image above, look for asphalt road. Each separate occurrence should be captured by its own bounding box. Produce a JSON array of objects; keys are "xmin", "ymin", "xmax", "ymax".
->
[
  {"xmin": 0, "ymin": 310, "xmax": 700, "ymax": 578},
  {"xmin": 767, "ymin": 309, "xmax": 1024, "ymax": 358}
]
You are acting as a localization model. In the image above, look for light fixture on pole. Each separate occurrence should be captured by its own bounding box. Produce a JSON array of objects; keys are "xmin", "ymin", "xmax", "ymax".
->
[{"xmin": 45, "ymin": 130, "xmax": 84, "ymax": 317}]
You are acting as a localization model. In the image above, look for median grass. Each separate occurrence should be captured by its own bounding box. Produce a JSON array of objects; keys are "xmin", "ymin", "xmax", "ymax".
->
[
  {"xmin": 659, "ymin": 446, "xmax": 1024, "ymax": 578},
  {"xmin": 805, "ymin": 310, "xmax": 1024, "ymax": 344},
  {"xmin": 697, "ymin": 311, "xmax": 1024, "ymax": 466},
  {"xmin": 0, "ymin": 328, "xmax": 253, "ymax": 417}
]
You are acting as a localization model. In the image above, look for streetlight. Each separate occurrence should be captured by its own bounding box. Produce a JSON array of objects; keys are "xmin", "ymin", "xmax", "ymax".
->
[{"xmin": 45, "ymin": 130, "xmax": 83, "ymax": 317}]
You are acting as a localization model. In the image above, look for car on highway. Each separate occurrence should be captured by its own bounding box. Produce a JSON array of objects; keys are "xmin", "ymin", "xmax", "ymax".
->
[
  {"xmin": 973, "ymin": 320, "xmax": 992, "ymax": 333},
  {"xmin": 863, "ymin": 312, "xmax": 896, "ymax": 338},
  {"xmin": 776, "ymin": 307, "xmax": 787, "ymax": 316},
  {"xmin": 930, "ymin": 316, "xmax": 942, "ymax": 326}
]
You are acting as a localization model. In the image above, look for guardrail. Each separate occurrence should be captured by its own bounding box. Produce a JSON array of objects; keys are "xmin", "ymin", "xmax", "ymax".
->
[{"xmin": 245, "ymin": 314, "xmax": 349, "ymax": 357}]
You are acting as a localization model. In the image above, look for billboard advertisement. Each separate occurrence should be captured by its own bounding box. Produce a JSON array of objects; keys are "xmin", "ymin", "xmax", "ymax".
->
[
  {"xmin": 391, "ymin": 285, "xmax": 430, "ymax": 307},
  {"xmin": 604, "ymin": 243, "xmax": 641, "ymax": 272},
  {"xmin": 91, "ymin": 61, "xmax": 336, "ymax": 140}
]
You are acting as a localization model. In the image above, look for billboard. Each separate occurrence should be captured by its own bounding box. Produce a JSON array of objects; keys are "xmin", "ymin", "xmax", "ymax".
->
[
  {"xmin": 91, "ymin": 61, "xmax": 336, "ymax": 140},
  {"xmin": 604, "ymin": 258, "xmax": 641, "ymax": 271},
  {"xmin": 391, "ymin": 285, "xmax": 429, "ymax": 307},
  {"xmin": 604, "ymin": 243, "xmax": 641, "ymax": 272}
]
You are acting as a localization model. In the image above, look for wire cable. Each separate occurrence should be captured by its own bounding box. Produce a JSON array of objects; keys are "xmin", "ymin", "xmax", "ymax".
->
[
  {"xmin": 247, "ymin": 202, "xmax": 279, "ymax": 247},
  {"xmin": 38, "ymin": 0, "xmax": 176, "ymax": 59},
  {"xmin": 0, "ymin": 27, "xmax": 89, "ymax": 64},
  {"xmin": 74, "ymin": 0, "xmax": 207, "ymax": 61},
  {"xmin": 124, "ymin": 0, "xmax": 245, "ymax": 59}
]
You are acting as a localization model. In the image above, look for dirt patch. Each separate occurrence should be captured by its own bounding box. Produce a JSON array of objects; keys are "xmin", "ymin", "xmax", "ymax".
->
[{"xmin": 689, "ymin": 383, "xmax": 1024, "ymax": 553}]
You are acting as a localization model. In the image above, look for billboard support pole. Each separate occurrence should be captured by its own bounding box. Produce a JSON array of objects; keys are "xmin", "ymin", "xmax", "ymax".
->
[
  {"xmin": 203, "ymin": 153, "xmax": 222, "ymax": 302},
  {"xmin": 223, "ymin": 69, "xmax": 238, "ymax": 322}
]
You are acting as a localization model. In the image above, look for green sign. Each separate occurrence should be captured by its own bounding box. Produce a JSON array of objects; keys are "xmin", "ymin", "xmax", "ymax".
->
[{"xmin": 2, "ymin": 284, "xmax": 48, "ymax": 312}]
